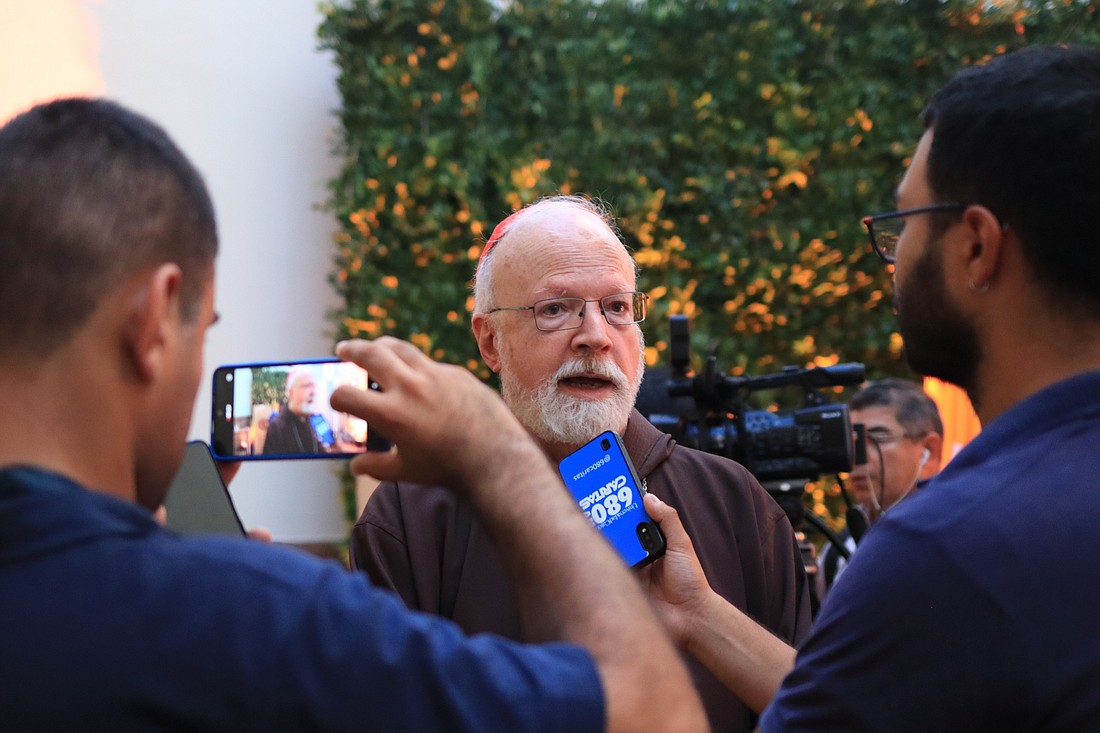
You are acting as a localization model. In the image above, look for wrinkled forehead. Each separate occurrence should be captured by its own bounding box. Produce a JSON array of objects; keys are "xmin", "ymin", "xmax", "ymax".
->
[{"xmin": 492, "ymin": 204, "xmax": 636, "ymax": 299}]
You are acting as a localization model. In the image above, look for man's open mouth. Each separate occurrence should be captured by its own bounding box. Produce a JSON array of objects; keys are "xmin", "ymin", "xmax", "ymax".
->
[{"xmin": 559, "ymin": 375, "xmax": 615, "ymax": 390}]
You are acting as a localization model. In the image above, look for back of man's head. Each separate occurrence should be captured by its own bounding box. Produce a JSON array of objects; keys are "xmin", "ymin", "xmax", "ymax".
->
[
  {"xmin": 920, "ymin": 45, "xmax": 1100, "ymax": 318},
  {"xmin": 849, "ymin": 378, "xmax": 944, "ymax": 440},
  {"xmin": 0, "ymin": 97, "xmax": 218, "ymax": 362}
]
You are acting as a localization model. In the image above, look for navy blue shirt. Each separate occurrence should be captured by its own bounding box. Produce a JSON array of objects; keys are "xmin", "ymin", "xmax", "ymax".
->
[
  {"xmin": 0, "ymin": 467, "xmax": 603, "ymax": 733},
  {"xmin": 762, "ymin": 371, "xmax": 1100, "ymax": 732}
]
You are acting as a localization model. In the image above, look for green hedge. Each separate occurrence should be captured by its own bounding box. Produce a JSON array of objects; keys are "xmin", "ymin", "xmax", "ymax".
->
[{"xmin": 318, "ymin": 0, "xmax": 1098, "ymax": 526}]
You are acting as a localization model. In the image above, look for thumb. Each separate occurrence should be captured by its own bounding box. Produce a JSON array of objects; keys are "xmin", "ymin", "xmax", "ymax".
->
[{"xmin": 644, "ymin": 492, "xmax": 691, "ymax": 548}]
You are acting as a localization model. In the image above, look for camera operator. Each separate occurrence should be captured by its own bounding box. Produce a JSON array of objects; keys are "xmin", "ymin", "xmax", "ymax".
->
[{"xmin": 817, "ymin": 378, "xmax": 943, "ymax": 598}]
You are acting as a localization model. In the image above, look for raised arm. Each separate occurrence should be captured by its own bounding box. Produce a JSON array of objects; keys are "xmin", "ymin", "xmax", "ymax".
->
[
  {"xmin": 330, "ymin": 338, "xmax": 707, "ymax": 733},
  {"xmin": 641, "ymin": 493, "xmax": 796, "ymax": 714}
]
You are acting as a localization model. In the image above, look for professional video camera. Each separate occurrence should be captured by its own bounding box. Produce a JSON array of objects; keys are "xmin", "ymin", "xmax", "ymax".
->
[
  {"xmin": 639, "ymin": 316, "xmax": 867, "ymax": 613},
  {"xmin": 639, "ymin": 315, "xmax": 865, "ymax": 483}
]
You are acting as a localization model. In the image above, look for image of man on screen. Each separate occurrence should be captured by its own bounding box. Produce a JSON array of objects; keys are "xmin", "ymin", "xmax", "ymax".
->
[{"xmin": 262, "ymin": 367, "xmax": 323, "ymax": 455}]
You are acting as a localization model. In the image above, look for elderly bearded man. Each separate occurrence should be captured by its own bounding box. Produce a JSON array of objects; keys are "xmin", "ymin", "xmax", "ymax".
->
[{"xmin": 351, "ymin": 195, "xmax": 813, "ymax": 733}]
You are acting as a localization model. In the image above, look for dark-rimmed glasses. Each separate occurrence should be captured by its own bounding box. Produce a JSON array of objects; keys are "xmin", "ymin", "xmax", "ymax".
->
[
  {"xmin": 488, "ymin": 291, "xmax": 648, "ymax": 332},
  {"xmin": 862, "ymin": 203, "xmax": 965, "ymax": 263},
  {"xmin": 864, "ymin": 428, "xmax": 927, "ymax": 447}
]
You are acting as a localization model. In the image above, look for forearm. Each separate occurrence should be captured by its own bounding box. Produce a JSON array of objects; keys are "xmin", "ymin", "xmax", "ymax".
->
[
  {"xmin": 640, "ymin": 492, "xmax": 796, "ymax": 715},
  {"xmin": 469, "ymin": 439, "xmax": 707, "ymax": 733},
  {"xmin": 330, "ymin": 339, "xmax": 707, "ymax": 731},
  {"xmin": 684, "ymin": 591, "xmax": 796, "ymax": 715}
]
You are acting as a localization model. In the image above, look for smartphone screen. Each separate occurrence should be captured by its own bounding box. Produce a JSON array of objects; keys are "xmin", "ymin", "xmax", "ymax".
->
[
  {"xmin": 163, "ymin": 441, "xmax": 246, "ymax": 537},
  {"xmin": 558, "ymin": 430, "xmax": 666, "ymax": 568},
  {"xmin": 210, "ymin": 358, "xmax": 384, "ymax": 460}
]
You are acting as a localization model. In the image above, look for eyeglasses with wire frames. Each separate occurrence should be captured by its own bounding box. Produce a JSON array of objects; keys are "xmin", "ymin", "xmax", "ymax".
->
[
  {"xmin": 488, "ymin": 291, "xmax": 648, "ymax": 332},
  {"xmin": 863, "ymin": 427, "xmax": 927, "ymax": 447},
  {"xmin": 862, "ymin": 203, "xmax": 965, "ymax": 263}
]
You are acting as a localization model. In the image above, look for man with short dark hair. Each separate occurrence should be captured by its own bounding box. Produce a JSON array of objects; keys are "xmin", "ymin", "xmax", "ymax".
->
[
  {"xmin": 0, "ymin": 98, "xmax": 706, "ymax": 733},
  {"xmin": 641, "ymin": 45, "xmax": 1100, "ymax": 731}
]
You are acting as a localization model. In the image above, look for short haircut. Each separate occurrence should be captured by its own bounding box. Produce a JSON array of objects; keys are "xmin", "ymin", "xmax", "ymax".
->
[
  {"xmin": 920, "ymin": 45, "xmax": 1100, "ymax": 316},
  {"xmin": 849, "ymin": 378, "xmax": 943, "ymax": 438},
  {"xmin": 0, "ymin": 97, "xmax": 218, "ymax": 359},
  {"xmin": 472, "ymin": 194, "xmax": 623, "ymax": 313}
]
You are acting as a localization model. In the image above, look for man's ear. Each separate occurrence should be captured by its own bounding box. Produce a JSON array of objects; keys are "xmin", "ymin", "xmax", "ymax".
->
[
  {"xmin": 124, "ymin": 264, "xmax": 183, "ymax": 383},
  {"xmin": 919, "ymin": 431, "xmax": 944, "ymax": 477},
  {"xmin": 471, "ymin": 313, "xmax": 502, "ymax": 374},
  {"xmin": 961, "ymin": 204, "xmax": 1006, "ymax": 290}
]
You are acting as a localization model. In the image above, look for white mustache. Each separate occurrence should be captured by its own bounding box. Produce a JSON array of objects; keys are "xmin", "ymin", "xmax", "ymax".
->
[{"xmin": 553, "ymin": 357, "xmax": 627, "ymax": 390}]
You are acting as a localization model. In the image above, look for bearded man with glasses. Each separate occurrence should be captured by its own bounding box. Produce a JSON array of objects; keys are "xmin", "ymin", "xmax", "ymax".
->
[
  {"xmin": 637, "ymin": 45, "xmax": 1100, "ymax": 732},
  {"xmin": 350, "ymin": 194, "xmax": 813, "ymax": 733}
]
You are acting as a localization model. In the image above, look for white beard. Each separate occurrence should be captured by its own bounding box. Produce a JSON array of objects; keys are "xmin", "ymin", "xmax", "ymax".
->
[
  {"xmin": 501, "ymin": 346, "xmax": 644, "ymax": 447},
  {"xmin": 288, "ymin": 395, "xmax": 314, "ymax": 416}
]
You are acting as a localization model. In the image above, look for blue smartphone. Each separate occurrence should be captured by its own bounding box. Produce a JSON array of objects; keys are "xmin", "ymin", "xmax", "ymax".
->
[
  {"xmin": 558, "ymin": 431, "xmax": 666, "ymax": 568},
  {"xmin": 210, "ymin": 359, "xmax": 389, "ymax": 460},
  {"xmin": 309, "ymin": 414, "xmax": 336, "ymax": 448}
]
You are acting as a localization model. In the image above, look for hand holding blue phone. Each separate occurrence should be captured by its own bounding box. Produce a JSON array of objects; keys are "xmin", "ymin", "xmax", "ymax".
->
[{"xmin": 559, "ymin": 431, "xmax": 666, "ymax": 568}]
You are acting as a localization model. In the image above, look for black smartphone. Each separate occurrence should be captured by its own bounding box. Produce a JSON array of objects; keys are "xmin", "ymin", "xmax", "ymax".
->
[
  {"xmin": 210, "ymin": 358, "xmax": 388, "ymax": 460},
  {"xmin": 558, "ymin": 430, "xmax": 666, "ymax": 568},
  {"xmin": 163, "ymin": 441, "xmax": 246, "ymax": 537}
]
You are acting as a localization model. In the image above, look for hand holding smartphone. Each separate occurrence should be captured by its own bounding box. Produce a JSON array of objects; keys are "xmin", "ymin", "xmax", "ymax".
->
[
  {"xmin": 559, "ymin": 431, "xmax": 666, "ymax": 568},
  {"xmin": 210, "ymin": 359, "xmax": 390, "ymax": 460}
]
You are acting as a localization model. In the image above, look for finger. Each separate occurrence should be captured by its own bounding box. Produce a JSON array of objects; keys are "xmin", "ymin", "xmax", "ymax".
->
[
  {"xmin": 644, "ymin": 493, "xmax": 693, "ymax": 550},
  {"xmin": 334, "ymin": 339, "xmax": 430, "ymax": 421},
  {"xmin": 330, "ymin": 383, "xmax": 378, "ymax": 421},
  {"xmin": 378, "ymin": 335, "xmax": 431, "ymax": 365},
  {"xmin": 643, "ymin": 491, "xmax": 676, "ymax": 522},
  {"xmin": 335, "ymin": 337, "xmax": 426, "ymax": 382},
  {"xmin": 347, "ymin": 448, "xmax": 405, "ymax": 482}
]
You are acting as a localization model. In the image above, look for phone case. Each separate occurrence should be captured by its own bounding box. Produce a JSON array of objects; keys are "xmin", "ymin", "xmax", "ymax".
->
[
  {"xmin": 163, "ymin": 441, "xmax": 246, "ymax": 537},
  {"xmin": 558, "ymin": 431, "xmax": 666, "ymax": 567}
]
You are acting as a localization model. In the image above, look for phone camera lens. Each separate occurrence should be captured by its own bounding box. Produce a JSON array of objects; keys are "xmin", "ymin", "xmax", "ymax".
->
[{"xmin": 600, "ymin": 438, "xmax": 610, "ymax": 450}]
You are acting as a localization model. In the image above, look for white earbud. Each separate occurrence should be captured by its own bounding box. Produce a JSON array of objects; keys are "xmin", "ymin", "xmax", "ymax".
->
[{"xmin": 903, "ymin": 448, "xmax": 932, "ymax": 502}]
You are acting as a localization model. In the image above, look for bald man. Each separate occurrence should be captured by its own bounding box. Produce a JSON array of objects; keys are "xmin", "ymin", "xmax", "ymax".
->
[{"xmin": 351, "ymin": 195, "xmax": 813, "ymax": 733}]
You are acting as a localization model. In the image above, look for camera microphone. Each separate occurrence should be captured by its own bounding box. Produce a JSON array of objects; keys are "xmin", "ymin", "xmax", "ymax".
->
[
  {"xmin": 669, "ymin": 314, "xmax": 691, "ymax": 376},
  {"xmin": 852, "ymin": 424, "xmax": 867, "ymax": 466},
  {"xmin": 847, "ymin": 505, "xmax": 868, "ymax": 543},
  {"xmin": 842, "ymin": 423, "xmax": 868, "ymax": 544}
]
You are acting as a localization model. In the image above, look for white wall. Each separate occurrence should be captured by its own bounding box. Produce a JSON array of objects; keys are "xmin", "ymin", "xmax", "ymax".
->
[{"xmin": 85, "ymin": 0, "xmax": 350, "ymax": 542}]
